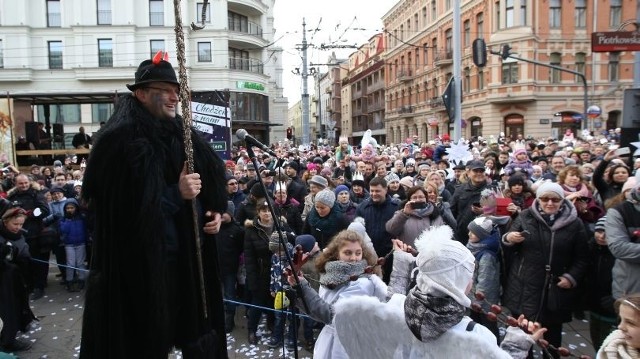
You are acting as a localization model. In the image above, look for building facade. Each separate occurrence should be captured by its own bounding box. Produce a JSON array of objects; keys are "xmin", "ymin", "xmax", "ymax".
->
[
  {"xmin": 381, "ymin": 0, "xmax": 636, "ymax": 144},
  {"xmin": 0, "ymin": 0, "xmax": 287, "ymax": 149}
]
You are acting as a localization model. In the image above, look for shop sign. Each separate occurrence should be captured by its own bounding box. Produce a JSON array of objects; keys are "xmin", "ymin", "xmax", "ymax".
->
[{"xmin": 236, "ymin": 81, "xmax": 265, "ymax": 91}]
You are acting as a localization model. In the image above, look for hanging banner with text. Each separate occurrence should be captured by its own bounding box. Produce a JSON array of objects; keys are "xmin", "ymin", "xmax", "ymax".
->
[{"xmin": 191, "ymin": 91, "xmax": 232, "ymax": 160}]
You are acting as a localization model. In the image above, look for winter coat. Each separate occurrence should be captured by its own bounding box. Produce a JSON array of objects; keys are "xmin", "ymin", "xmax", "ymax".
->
[
  {"xmin": 586, "ymin": 240, "xmax": 616, "ymax": 317},
  {"xmin": 80, "ymin": 95, "xmax": 228, "ymax": 359},
  {"xmin": 57, "ymin": 198, "xmax": 87, "ymax": 246},
  {"xmin": 450, "ymin": 180, "xmax": 490, "ymax": 245},
  {"xmin": 502, "ymin": 201, "xmax": 589, "ymax": 324},
  {"xmin": 297, "ymin": 274, "xmax": 388, "ymax": 359},
  {"xmin": 6, "ymin": 183, "xmax": 49, "ymax": 242},
  {"xmin": 605, "ymin": 201, "xmax": 640, "ymax": 299},
  {"xmin": 303, "ymin": 204, "xmax": 350, "ymax": 249},
  {"xmin": 385, "ymin": 204, "xmax": 444, "ymax": 247},
  {"xmin": 228, "ymin": 190, "xmax": 246, "ymax": 210},
  {"xmin": 287, "ymin": 177, "xmax": 308, "ymax": 207},
  {"xmin": 355, "ymin": 196, "xmax": 400, "ymax": 256},
  {"xmin": 215, "ymin": 219, "xmax": 244, "ymax": 279},
  {"xmin": 274, "ymin": 197, "xmax": 303, "ymax": 235}
]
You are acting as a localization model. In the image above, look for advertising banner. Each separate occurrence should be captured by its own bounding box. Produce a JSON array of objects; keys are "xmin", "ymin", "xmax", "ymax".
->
[{"xmin": 191, "ymin": 91, "xmax": 231, "ymax": 160}]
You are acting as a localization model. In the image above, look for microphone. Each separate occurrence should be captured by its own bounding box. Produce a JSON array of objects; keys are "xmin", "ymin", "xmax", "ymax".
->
[{"xmin": 235, "ymin": 129, "xmax": 278, "ymax": 157}]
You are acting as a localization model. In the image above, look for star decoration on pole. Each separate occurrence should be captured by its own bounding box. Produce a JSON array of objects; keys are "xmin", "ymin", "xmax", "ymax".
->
[{"xmin": 445, "ymin": 138, "xmax": 473, "ymax": 167}]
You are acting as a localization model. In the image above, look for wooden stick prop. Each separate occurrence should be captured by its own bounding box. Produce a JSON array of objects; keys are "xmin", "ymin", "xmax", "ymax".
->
[
  {"xmin": 172, "ymin": 0, "xmax": 207, "ymax": 319},
  {"xmin": 471, "ymin": 292, "xmax": 592, "ymax": 359}
]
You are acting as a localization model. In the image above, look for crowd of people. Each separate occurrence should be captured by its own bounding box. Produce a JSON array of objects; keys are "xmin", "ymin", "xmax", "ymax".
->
[
  {"xmin": 217, "ymin": 129, "xmax": 640, "ymax": 359},
  {"xmin": 2, "ymin": 51, "xmax": 640, "ymax": 359}
]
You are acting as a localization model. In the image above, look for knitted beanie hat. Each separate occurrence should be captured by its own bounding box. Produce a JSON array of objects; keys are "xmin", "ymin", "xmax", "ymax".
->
[
  {"xmin": 385, "ymin": 172, "xmax": 400, "ymax": 184},
  {"xmin": 334, "ymin": 184, "xmax": 350, "ymax": 196},
  {"xmin": 513, "ymin": 149, "xmax": 527, "ymax": 157},
  {"xmin": 622, "ymin": 177, "xmax": 637, "ymax": 195},
  {"xmin": 269, "ymin": 231, "xmax": 292, "ymax": 254},
  {"xmin": 295, "ymin": 234, "xmax": 316, "ymax": 253},
  {"xmin": 467, "ymin": 217, "xmax": 494, "ymax": 241},
  {"xmin": 594, "ymin": 216, "xmax": 607, "ymax": 231},
  {"xmin": 414, "ymin": 226, "xmax": 475, "ymax": 307},
  {"xmin": 315, "ymin": 189, "xmax": 336, "ymax": 208},
  {"xmin": 536, "ymin": 181, "xmax": 565, "ymax": 199},
  {"xmin": 400, "ymin": 176, "xmax": 414, "ymax": 188},
  {"xmin": 309, "ymin": 175, "xmax": 328, "ymax": 189}
]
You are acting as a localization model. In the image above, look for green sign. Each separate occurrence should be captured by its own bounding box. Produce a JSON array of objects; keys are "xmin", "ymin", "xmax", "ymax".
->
[
  {"xmin": 210, "ymin": 141, "xmax": 227, "ymax": 151},
  {"xmin": 237, "ymin": 81, "xmax": 265, "ymax": 91}
]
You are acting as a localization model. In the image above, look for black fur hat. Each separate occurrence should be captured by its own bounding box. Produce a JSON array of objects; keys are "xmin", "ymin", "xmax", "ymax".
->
[{"xmin": 126, "ymin": 51, "xmax": 179, "ymax": 91}]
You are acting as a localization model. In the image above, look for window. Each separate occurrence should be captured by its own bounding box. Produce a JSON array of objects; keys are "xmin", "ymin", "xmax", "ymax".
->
[
  {"xmin": 196, "ymin": 2, "xmax": 211, "ymax": 24},
  {"xmin": 0, "ymin": 40, "xmax": 3, "ymax": 68},
  {"xmin": 432, "ymin": 38, "xmax": 437, "ymax": 62},
  {"xmin": 550, "ymin": 52, "xmax": 561, "ymax": 83},
  {"xmin": 414, "ymin": 14, "xmax": 418, "ymax": 32},
  {"xmin": 150, "ymin": 39, "xmax": 165, "ymax": 58},
  {"xmin": 550, "ymin": 0, "xmax": 561, "ymax": 28},
  {"xmin": 575, "ymin": 52, "xmax": 585, "ymax": 83},
  {"xmin": 229, "ymin": 47, "xmax": 250, "ymax": 71},
  {"xmin": 98, "ymin": 39, "xmax": 113, "ymax": 67},
  {"xmin": 38, "ymin": 104, "xmax": 81, "ymax": 123},
  {"xmin": 47, "ymin": 0, "xmax": 61, "ymax": 27},
  {"xmin": 610, "ymin": 0, "xmax": 621, "ymax": 28},
  {"xmin": 478, "ymin": 69, "xmax": 484, "ymax": 90},
  {"xmin": 423, "ymin": 43, "xmax": 428, "ymax": 65},
  {"xmin": 445, "ymin": 0, "xmax": 451, "ymax": 10},
  {"xmin": 505, "ymin": 0, "xmax": 514, "ymax": 28},
  {"xmin": 149, "ymin": 0, "xmax": 164, "ymax": 26},
  {"xmin": 575, "ymin": 0, "xmax": 586, "ymax": 28},
  {"xmin": 464, "ymin": 20, "xmax": 470, "ymax": 47},
  {"xmin": 400, "ymin": 25, "xmax": 404, "ymax": 41},
  {"xmin": 609, "ymin": 52, "xmax": 620, "ymax": 82},
  {"xmin": 422, "ymin": 7, "xmax": 427, "ymax": 27},
  {"xmin": 445, "ymin": 28, "xmax": 452, "ymax": 54},
  {"xmin": 228, "ymin": 11, "xmax": 248, "ymax": 33},
  {"xmin": 197, "ymin": 42, "xmax": 211, "ymax": 62},
  {"xmin": 501, "ymin": 62, "xmax": 518, "ymax": 84},
  {"xmin": 431, "ymin": 0, "xmax": 436, "ymax": 21},
  {"xmin": 97, "ymin": 0, "xmax": 112, "ymax": 25},
  {"xmin": 521, "ymin": 0, "xmax": 527, "ymax": 26},
  {"xmin": 495, "ymin": 1, "xmax": 500, "ymax": 29},
  {"xmin": 91, "ymin": 103, "xmax": 113, "ymax": 123},
  {"xmin": 48, "ymin": 41, "xmax": 63, "ymax": 69},
  {"xmin": 464, "ymin": 67, "xmax": 470, "ymax": 93},
  {"xmin": 476, "ymin": 12, "xmax": 484, "ymax": 39}
]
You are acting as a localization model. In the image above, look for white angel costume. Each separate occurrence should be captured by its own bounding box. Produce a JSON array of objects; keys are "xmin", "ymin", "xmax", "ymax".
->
[{"xmin": 333, "ymin": 226, "xmax": 536, "ymax": 359}]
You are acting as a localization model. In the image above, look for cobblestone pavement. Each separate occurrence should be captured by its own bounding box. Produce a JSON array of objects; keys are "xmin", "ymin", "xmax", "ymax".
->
[{"xmin": 6, "ymin": 261, "xmax": 598, "ymax": 359}]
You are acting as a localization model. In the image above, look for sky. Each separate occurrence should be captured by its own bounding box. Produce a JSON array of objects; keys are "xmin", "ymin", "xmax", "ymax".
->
[{"xmin": 273, "ymin": 0, "xmax": 399, "ymax": 107}]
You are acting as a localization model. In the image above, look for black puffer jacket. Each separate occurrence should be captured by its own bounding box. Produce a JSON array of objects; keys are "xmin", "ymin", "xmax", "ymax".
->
[
  {"xmin": 450, "ymin": 180, "xmax": 489, "ymax": 245},
  {"xmin": 502, "ymin": 201, "xmax": 589, "ymax": 324}
]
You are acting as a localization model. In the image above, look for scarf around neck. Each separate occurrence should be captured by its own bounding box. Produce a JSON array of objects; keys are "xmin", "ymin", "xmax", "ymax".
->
[
  {"xmin": 404, "ymin": 287, "xmax": 466, "ymax": 341},
  {"xmin": 598, "ymin": 329, "xmax": 640, "ymax": 359},
  {"xmin": 319, "ymin": 259, "xmax": 369, "ymax": 289}
]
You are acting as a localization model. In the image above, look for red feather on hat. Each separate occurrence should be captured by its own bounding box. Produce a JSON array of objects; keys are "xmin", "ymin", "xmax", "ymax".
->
[
  {"xmin": 152, "ymin": 50, "xmax": 163, "ymax": 65},
  {"xmin": 163, "ymin": 52, "xmax": 169, "ymax": 62}
]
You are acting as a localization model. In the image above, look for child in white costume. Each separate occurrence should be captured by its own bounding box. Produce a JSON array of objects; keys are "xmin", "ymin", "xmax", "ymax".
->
[
  {"xmin": 288, "ymin": 229, "xmax": 388, "ymax": 359},
  {"xmin": 333, "ymin": 225, "xmax": 546, "ymax": 359}
]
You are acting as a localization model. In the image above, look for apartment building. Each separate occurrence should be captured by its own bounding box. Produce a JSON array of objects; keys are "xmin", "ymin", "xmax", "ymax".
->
[
  {"xmin": 381, "ymin": 0, "xmax": 636, "ymax": 144},
  {"xmin": 0, "ymin": 0, "xmax": 287, "ymax": 150}
]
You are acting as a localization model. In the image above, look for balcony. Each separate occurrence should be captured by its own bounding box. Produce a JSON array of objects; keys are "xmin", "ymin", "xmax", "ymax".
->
[
  {"xmin": 229, "ymin": 57, "xmax": 263, "ymax": 74},
  {"xmin": 397, "ymin": 69, "xmax": 412, "ymax": 82},
  {"xmin": 368, "ymin": 101, "xmax": 384, "ymax": 112},
  {"xmin": 228, "ymin": 0, "xmax": 268, "ymax": 16},
  {"xmin": 429, "ymin": 97, "xmax": 444, "ymax": 108},
  {"xmin": 434, "ymin": 51, "xmax": 453, "ymax": 66},
  {"xmin": 368, "ymin": 80, "xmax": 385, "ymax": 92},
  {"xmin": 398, "ymin": 105, "xmax": 414, "ymax": 116}
]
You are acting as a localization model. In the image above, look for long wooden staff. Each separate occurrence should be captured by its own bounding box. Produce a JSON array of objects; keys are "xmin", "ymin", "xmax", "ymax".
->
[{"xmin": 173, "ymin": 0, "xmax": 208, "ymax": 319}]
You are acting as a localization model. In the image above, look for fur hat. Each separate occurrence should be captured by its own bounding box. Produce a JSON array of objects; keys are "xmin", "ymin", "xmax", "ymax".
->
[
  {"xmin": 127, "ymin": 51, "xmax": 179, "ymax": 91},
  {"xmin": 594, "ymin": 216, "xmax": 607, "ymax": 231},
  {"xmin": 414, "ymin": 226, "xmax": 475, "ymax": 307},
  {"xmin": 314, "ymin": 189, "xmax": 335, "ymax": 208},
  {"xmin": 309, "ymin": 175, "xmax": 328, "ymax": 189},
  {"xmin": 536, "ymin": 181, "xmax": 565, "ymax": 199},
  {"xmin": 384, "ymin": 172, "xmax": 400, "ymax": 184},
  {"xmin": 295, "ymin": 234, "xmax": 316, "ymax": 253},
  {"xmin": 468, "ymin": 217, "xmax": 494, "ymax": 241},
  {"xmin": 334, "ymin": 184, "xmax": 350, "ymax": 196}
]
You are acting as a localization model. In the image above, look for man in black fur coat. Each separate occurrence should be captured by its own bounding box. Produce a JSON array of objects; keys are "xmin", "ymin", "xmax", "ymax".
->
[{"xmin": 79, "ymin": 53, "xmax": 228, "ymax": 359}]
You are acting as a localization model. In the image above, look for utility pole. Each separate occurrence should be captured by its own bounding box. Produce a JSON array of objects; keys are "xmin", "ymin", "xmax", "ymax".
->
[
  {"xmin": 452, "ymin": 0, "xmax": 462, "ymax": 140},
  {"xmin": 301, "ymin": 19, "xmax": 310, "ymax": 145}
]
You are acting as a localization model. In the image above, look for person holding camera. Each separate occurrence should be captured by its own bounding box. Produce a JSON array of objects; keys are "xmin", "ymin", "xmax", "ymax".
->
[
  {"xmin": 0, "ymin": 205, "xmax": 37, "ymax": 352},
  {"xmin": 386, "ymin": 186, "xmax": 445, "ymax": 248}
]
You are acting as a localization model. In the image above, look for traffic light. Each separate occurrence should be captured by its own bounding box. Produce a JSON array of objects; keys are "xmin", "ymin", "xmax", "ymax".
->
[
  {"xmin": 472, "ymin": 38, "xmax": 487, "ymax": 67},
  {"xmin": 501, "ymin": 44, "xmax": 512, "ymax": 60},
  {"xmin": 286, "ymin": 127, "xmax": 293, "ymax": 140}
]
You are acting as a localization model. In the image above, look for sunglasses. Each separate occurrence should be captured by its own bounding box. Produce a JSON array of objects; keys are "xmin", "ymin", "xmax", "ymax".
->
[{"xmin": 538, "ymin": 196, "xmax": 562, "ymax": 203}]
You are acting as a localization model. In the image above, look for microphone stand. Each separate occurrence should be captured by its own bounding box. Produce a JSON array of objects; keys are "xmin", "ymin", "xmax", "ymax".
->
[{"xmin": 245, "ymin": 145, "xmax": 307, "ymax": 359}]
